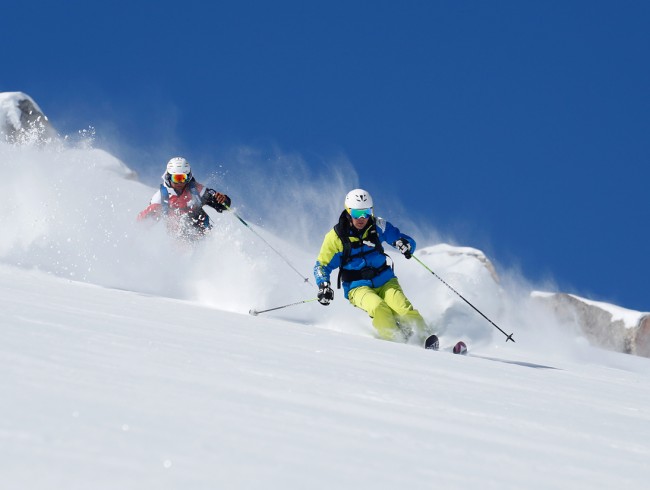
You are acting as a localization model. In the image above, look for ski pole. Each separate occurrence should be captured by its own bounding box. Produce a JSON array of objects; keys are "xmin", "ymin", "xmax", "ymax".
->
[
  {"xmin": 224, "ymin": 204, "xmax": 312, "ymax": 285},
  {"xmin": 249, "ymin": 298, "xmax": 318, "ymax": 316},
  {"xmin": 412, "ymin": 255, "xmax": 515, "ymax": 343}
]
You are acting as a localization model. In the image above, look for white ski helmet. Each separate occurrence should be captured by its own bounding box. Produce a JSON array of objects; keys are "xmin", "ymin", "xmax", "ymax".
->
[
  {"xmin": 345, "ymin": 188, "xmax": 373, "ymax": 210},
  {"xmin": 166, "ymin": 156, "xmax": 191, "ymax": 175}
]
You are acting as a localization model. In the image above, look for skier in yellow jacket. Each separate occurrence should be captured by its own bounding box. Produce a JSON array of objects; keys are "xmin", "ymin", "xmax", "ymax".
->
[{"xmin": 314, "ymin": 188, "xmax": 431, "ymax": 344}]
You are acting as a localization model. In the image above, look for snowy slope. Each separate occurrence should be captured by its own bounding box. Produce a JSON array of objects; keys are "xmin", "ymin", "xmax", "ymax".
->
[
  {"xmin": 3, "ymin": 264, "xmax": 650, "ymax": 490},
  {"xmin": 2, "ymin": 102, "xmax": 650, "ymax": 488}
]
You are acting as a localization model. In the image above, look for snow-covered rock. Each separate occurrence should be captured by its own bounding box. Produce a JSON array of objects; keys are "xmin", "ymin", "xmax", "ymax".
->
[
  {"xmin": 532, "ymin": 292, "xmax": 650, "ymax": 356},
  {"xmin": 0, "ymin": 91, "xmax": 57, "ymax": 144},
  {"xmin": 409, "ymin": 244, "xmax": 504, "ymax": 344},
  {"xmin": 418, "ymin": 243, "xmax": 500, "ymax": 283}
]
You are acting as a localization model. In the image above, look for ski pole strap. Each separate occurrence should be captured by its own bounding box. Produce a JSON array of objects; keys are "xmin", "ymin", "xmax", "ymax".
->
[{"xmin": 412, "ymin": 255, "xmax": 515, "ymax": 343}]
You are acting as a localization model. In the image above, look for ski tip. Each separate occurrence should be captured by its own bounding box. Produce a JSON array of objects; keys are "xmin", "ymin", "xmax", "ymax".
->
[
  {"xmin": 424, "ymin": 334, "xmax": 440, "ymax": 350},
  {"xmin": 506, "ymin": 333, "xmax": 515, "ymax": 343},
  {"xmin": 249, "ymin": 309, "xmax": 258, "ymax": 316},
  {"xmin": 453, "ymin": 341, "xmax": 468, "ymax": 355}
]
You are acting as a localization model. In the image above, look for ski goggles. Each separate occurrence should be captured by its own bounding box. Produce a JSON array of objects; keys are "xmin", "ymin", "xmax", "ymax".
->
[
  {"xmin": 348, "ymin": 207, "xmax": 373, "ymax": 219},
  {"xmin": 168, "ymin": 173, "xmax": 190, "ymax": 184}
]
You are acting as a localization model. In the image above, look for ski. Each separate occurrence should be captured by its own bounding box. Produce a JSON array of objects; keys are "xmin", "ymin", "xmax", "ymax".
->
[
  {"xmin": 424, "ymin": 335, "xmax": 468, "ymax": 355},
  {"xmin": 452, "ymin": 341, "xmax": 468, "ymax": 355}
]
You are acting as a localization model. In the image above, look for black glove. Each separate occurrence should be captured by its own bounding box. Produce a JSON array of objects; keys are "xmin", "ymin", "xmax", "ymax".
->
[
  {"xmin": 317, "ymin": 282, "xmax": 334, "ymax": 305},
  {"xmin": 204, "ymin": 189, "xmax": 231, "ymax": 213},
  {"xmin": 394, "ymin": 238, "xmax": 412, "ymax": 259}
]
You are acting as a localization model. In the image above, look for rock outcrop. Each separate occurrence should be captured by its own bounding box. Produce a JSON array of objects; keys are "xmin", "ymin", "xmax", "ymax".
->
[
  {"xmin": 0, "ymin": 92, "xmax": 58, "ymax": 143},
  {"xmin": 533, "ymin": 292, "xmax": 649, "ymax": 357},
  {"xmin": 635, "ymin": 315, "xmax": 650, "ymax": 357}
]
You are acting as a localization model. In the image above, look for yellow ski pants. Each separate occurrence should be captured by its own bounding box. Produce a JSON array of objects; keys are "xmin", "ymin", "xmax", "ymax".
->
[{"xmin": 348, "ymin": 277, "xmax": 428, "ymax": 342}]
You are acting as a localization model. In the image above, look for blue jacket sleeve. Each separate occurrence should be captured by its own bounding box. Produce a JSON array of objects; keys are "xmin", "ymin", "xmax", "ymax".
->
[{"xmin": 377, "ymin": 218, "xmax": 417, "ymax": 255}]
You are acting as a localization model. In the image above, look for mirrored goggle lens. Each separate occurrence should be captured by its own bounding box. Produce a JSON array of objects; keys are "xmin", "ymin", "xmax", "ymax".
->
[
  {"xmin": 170, "ymin": 173, "xmax": 189, "ymax": 184},
  {"xmin": 349, "ymin": 207, "xmax": 372, "ymax": 219}
]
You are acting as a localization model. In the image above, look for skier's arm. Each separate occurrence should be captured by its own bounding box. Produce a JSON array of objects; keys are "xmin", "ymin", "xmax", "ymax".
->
[
  {"xmin": 137, "ymin": 203, "xmax": 162, "ymax": 221},
  {"xmin": 137, "ymin": 190, "xmax": 163, "ymax": 222},
  {"xmin": 379, "ymin": 218, "xmax": 417, "ymax": 255},
  {"xmin": 313, "ymin": 229, "xmax": 343, "ymax": 286}
]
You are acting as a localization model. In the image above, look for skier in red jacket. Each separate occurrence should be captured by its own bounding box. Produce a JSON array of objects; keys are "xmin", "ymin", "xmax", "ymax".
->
[{"xmin": 137, "ymin": 157, "xmax": 231, "ymax": 241}]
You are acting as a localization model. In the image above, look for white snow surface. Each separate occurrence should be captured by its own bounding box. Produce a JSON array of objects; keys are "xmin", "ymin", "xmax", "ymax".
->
[{"xmin": 2, "ymin": 136, "xmax": 650, "ymax": 489}]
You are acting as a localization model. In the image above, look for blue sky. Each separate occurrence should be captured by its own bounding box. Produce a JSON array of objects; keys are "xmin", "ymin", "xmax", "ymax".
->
[{"xmin": 3, "ymin": 1, "xmax": 649, "ymax": 311}]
